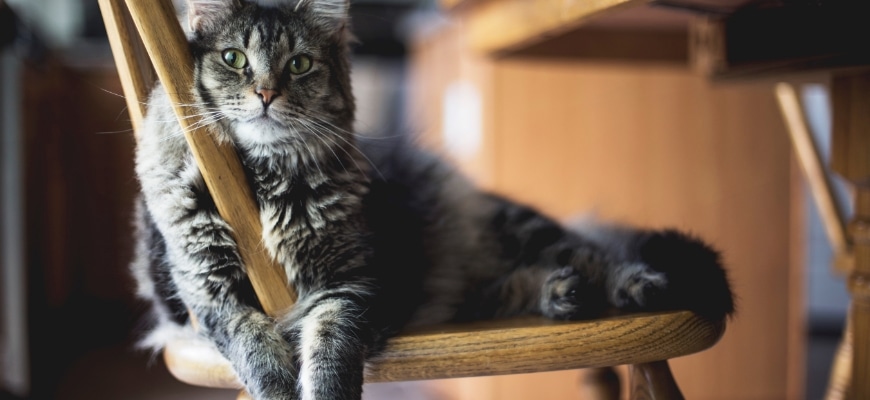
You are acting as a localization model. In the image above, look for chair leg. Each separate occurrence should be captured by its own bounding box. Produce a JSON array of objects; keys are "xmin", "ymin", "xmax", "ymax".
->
[
  {"xmin": 237, "ymin": 390, "xmax": 252, "ymax": 400},
  {"xmin": 629, "ymin": 361, "xmax": 685, "ymax": 400},
  {"xmin": 580, "ymin": 367, "xmax": 621, "ymax": 400},
  {"xmin": 825, "ymin": 311, "xmax": 853, "ymax": 400}
]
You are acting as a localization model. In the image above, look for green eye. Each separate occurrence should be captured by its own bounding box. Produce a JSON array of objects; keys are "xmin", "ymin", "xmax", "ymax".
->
[
  {"xmin": 222, "ymin": 49, "xmax": 247, "ymax": 69},
  {"xmin": 288, "ymin": 55, "xmax": 312, "ymax": 75}
]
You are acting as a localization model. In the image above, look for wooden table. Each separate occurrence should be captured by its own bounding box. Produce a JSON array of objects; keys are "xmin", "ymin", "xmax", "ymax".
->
[{"xmin": 441, "ymin": 0, "xmax": 870, "ymax": 398}]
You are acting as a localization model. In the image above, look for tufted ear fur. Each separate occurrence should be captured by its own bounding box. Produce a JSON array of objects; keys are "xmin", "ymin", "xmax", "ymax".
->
[
  {"xmin": 294, "ymin": 0, "xmax": 350, "ymax": 33},
  {"xmin": 187, "ymin": 0, "xmax": 242, "ymax": 33}
]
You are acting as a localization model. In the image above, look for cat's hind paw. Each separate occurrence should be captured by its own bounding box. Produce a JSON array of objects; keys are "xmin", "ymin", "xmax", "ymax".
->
[
  {"xmin": 540, "ymin": 267, "xmax": 607, "ymax": 320},
  {"xmin": 608, "ymin": 263, "xmax": 668, "ymax": 310}
]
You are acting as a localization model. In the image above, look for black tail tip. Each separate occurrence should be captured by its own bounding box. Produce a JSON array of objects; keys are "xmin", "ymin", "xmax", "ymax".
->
[{"xmin": 637, "ymin": 229, "xmax": 736, "ymax": 321}]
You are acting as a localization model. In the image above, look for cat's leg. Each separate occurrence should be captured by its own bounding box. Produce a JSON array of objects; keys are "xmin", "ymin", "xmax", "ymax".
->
[
  {"xmin": 279, "ymin": 281, "xmax": 376, "ymax": 400},
  {"xmin": 139, "ymin": 159, "xmax": 298, "ymax": 400},
  {"xmin": 482, "ymin": 193, "xmax": 733, "ymax": 320},
  {"xmin": 558, "ymin": 222, "xmax": 734, "ymax": 320},
  {"xmin": 464, "ymin": 199, "xmax": 620, "ymax": 320}
]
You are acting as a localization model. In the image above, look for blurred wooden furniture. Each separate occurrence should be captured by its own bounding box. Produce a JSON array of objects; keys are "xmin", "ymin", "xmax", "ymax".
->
[
  {"xmin": 776, "ymin": 82, "xmax": 855, "ymax": 400},
  {"xmin": 437, "ymin": 0, "xmax": 869, "ymax": 398},
  {"xmin": 98, "ymin": 0, "xmax": 728, "ymax": 399}
]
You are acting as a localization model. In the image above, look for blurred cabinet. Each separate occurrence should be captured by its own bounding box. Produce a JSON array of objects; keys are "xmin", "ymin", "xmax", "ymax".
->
[{"xmin": 408, "ymin": 6, "xmax": 803, "ymax": 399}]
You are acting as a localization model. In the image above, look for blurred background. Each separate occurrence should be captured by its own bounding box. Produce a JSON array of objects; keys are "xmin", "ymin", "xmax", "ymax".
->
[{"xmin": 0, "ymin": 0, "xmax": 854, "ymax": 399}]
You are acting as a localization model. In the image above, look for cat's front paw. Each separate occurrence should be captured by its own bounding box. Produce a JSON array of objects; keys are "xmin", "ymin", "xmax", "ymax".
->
[
  {"xmin": 608, "ymin": 263, "xmax": 668, "ymax": 310},
  {"xmin": 540, "ymin": 267, "xmax": 607, "ymax": 320},
  {"xmin": 236, "ymin": 364, "xmax": 298, "ymax": 400}
]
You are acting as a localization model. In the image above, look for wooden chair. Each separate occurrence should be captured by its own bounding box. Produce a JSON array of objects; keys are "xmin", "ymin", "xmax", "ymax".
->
[
  {"xmin": 775, "ymin": 83, "xmax": 854, "ymax": 400},
  {"xmin": 97, "ymin": 0, "xmax": 726, "ymax": 398}
]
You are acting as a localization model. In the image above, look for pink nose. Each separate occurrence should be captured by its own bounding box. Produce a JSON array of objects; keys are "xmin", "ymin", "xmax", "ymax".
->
[{"xmin": 256, "ymin": 88, "xmax": 279, "ymax": 105}]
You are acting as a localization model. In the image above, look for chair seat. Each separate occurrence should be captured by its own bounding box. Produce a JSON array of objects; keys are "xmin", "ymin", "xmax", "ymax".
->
[{"xmin": 163, "ymin": 310, "xmax": 725, "ymax": 389}]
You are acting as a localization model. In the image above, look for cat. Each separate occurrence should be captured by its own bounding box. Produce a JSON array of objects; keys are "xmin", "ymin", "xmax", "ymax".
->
[{"xmin": 131, "ymin": 0, "xmax": 734, "ymax": 399}]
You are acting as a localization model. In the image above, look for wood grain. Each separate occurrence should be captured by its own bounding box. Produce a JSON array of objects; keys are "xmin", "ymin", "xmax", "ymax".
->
[{"xmin": 164, "ymin": 311, "xmax": 723, "ymax": 389}]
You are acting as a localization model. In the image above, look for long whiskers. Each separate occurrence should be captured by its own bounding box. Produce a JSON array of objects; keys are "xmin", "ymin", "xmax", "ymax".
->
[
  {"xmin": 308, "ymin": 117, "xmax": 385, "ymax": 179},
  {"xmin": 289, "ymin": 124, "xmax": 325, "ymax": 177},
  {"xmin": 162, "ymin": 111, "xmax": 229, "ymax": 143},
  {"xmin": 297, "ymin": 119, "xmax": 363, "ymax": 178},
  {"xmin": 296, "ymin": 115, "xmax": 385, "ymax": 180}
]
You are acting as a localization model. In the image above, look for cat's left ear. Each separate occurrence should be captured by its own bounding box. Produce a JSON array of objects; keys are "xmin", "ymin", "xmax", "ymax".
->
[
  {"xmin": 296, "ymin": 0, "xmax": 350, "ymax": 33},
  {"xmin": 187, "ymin": 0, "xmax": 242, "ymax": 33}
]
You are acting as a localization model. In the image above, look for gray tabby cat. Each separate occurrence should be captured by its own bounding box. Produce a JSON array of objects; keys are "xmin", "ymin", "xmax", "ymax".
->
[{"xmin": 132, "ymin": 0, "xmax": 734, "ymax": 399}]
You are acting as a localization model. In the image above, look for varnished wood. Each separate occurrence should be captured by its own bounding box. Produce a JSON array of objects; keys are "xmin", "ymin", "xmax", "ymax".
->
[
  {"xmin": 579, "ymin": 367, "xmax": 621, "ymax": 400},
  {"xmin": 163, "ymin": 334, "xmax": 238, "ymax": 388},
  {"xmin": 629, "ymin": 361, "xmax": 684, "ymax": 400},
  {"xmin": 691, "ymin": 4, "xmax": 870, "ymax": 80},
  {"xmin": 97, "ymin": 0, "xmax": 156, "ymax": 133},
  {"xmin": 163, "ymin": 311, "xmax": 724, "ymax": 389},
  {"xmin": 825, "ymin": 310, "xmax": 852, "ymax": 400},
  {"xmin": 775, "ymin": 83, "xmax": 849, "ymax": 257},
  {"xmin": 237, "ymin": 391, "xmax": 252, "ymax": 400},
  {"xmin": 122, "ymin": 0, "xmax": 296, "ymax": 315},
  {"xmin": 831, "ymin": 73, "xmax": 870, "ymax": 400},
  {"xmin": 506, "ymin": 29, "xmax": 688, "ymax": 64},
  {"xmin": 465, "ymin": 0, "xmax": 643, "ymax": 54}
]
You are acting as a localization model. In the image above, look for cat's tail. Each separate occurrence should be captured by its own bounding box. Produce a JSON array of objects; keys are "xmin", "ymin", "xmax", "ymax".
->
[
  {"xmin": 633, "ymin": 229, "xmax": 736, "ymax": 321},
  {"xmin": 569, "ymin": 218, "xmax": 735, "ymax": 321}
]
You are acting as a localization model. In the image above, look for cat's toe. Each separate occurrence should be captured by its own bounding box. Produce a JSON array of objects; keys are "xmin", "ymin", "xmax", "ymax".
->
[
  {"xmin": 610, "ymin": 263, "xmax": 669, "ymax": 309},
  {"xmin": 541, "ymin": 267, "xmax": 606, "ymax": 320}
]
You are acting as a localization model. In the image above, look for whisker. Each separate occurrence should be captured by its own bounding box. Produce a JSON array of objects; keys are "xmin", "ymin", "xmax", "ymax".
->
[
  {"xmin": 290, "ymin": 124, "xmax": 324, "ymax": 177},
  {"xmin": 296, "ymin": 119, "xmax": 352, "ymax": 176},
  {"xmin": 95, "ymin": 128, "xmax": 136, "ymax": 135},
  {"xmin": 303, "ymin": 117, "xmax": 384, "ymax": 180}
]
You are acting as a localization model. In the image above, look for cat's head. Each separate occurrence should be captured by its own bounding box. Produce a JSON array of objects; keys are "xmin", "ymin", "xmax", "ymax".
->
[{"xmin": 186, "ymin": 0, "xmax": 355, "ymax": 149}]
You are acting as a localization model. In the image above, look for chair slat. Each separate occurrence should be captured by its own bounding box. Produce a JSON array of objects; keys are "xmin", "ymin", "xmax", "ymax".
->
[
  {"xmin": 97, "ymin": 0, "xmax": 155, "ymax": 133},
  {"xmin": 103, "ymin": 0, "xmax": 297, "ymax": 314}
]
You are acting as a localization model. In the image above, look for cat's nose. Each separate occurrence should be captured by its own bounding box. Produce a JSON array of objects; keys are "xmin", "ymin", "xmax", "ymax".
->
[{"xmin": 255, "ymin": 88, "xmax": 279, "ymax": 106}]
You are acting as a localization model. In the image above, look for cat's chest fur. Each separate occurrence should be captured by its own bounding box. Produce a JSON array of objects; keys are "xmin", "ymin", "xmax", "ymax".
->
[{"xmin": 241, "ymin": 146, "xmax": 368, "ymax": 280}]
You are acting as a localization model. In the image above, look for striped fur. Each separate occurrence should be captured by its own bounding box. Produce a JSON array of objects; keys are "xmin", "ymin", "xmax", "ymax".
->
[{"xmin": 131, "ymin": 1, "xmax": 734, "ymax": 399}]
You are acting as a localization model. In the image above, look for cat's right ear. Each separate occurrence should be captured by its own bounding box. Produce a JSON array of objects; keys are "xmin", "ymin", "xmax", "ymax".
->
[{"xmin": 187, "ymin": 0, "xmax": 241, "ymax": 33}]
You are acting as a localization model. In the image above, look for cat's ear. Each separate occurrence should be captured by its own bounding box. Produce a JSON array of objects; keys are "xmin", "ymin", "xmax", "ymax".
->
[
  {"xmin": 187, "ymin": 0, "xmax": 241, "ymax": 33},
  {"xmin": 296, "ymin": 0, "xmax": 350, "ymax": 33}
]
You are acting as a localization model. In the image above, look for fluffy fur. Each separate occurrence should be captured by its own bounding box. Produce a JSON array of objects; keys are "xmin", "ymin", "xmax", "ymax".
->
[{"xmin": 131, "ymin": 1, "xmax": 735, "ymax": 399}]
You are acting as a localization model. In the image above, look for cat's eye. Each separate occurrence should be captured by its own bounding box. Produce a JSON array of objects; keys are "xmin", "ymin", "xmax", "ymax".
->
[
  {"xmin": 288, "ymin": 55, "xmax": 313, "ymax": 75},
  {"xmin": 222, "ymin": 49, "xmax": 248, "ymax": 69}
]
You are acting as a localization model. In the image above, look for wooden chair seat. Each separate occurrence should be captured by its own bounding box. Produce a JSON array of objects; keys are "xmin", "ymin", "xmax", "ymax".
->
[{"xmin": 164, "ymin": 311, "xmax": 724, "ymax": 389}]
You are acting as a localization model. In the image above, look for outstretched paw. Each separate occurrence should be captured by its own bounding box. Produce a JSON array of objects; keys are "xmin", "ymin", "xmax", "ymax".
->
[
  {"xmin": 608, "ymin": 263, "xmax": 668, "ymax": 310},
  {"xmin": 541, "ymin": 267, "xmax": 606, "ymax": 320}
]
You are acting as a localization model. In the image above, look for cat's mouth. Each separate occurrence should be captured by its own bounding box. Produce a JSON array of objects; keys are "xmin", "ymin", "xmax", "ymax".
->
[{"xmin": 245, "ymin": 112, "xmax": 285, "ymax": 128}]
